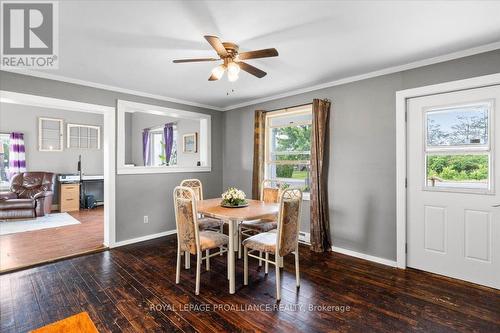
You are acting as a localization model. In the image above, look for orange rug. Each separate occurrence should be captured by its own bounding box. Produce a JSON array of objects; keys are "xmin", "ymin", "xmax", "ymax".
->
[{"xmin": 31, "ymin": 312, "xmax": 99, "ymax": 333}]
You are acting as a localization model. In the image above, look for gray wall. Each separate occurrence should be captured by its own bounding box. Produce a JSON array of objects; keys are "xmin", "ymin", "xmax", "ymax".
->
[
  {"xmin": 0, "ymin": 103, "xmax": 104, "ymax": 202},
  {"xmin": 0, "ymin": 70, "xmax": 224, "ymax": 243},
  {"xmin": 223, "ymin": 49, "xmax": 500, "ymax": 261},
  {"xmin": 0, "ymin": 103, "xmax": 104, "ymax": 175}
]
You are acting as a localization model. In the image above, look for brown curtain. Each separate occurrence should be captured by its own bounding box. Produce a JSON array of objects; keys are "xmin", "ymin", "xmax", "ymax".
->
[
  {"xmin": 252, "ymin": 110, "xmax": 266, "ymax": 200},
  {"xmin": 310, "ymin": 99, "xmax": 332, "ymax": 252}
]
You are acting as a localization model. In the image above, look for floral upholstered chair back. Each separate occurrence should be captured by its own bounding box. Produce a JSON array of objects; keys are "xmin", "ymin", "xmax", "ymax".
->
[
  {"xmin": 173, "ymin": 186, "xmax": 200, "ymax": 255},
  {"xmin": 277, "ymin": 189, "xmax": 303, "ymax": 257},
  {"xmin": 180, "ymin": 179, "xmax": 203, "ymax": 201},
  {"xmin": 261, "ymin": 179, "xmax": 280, "ymax": 203}
]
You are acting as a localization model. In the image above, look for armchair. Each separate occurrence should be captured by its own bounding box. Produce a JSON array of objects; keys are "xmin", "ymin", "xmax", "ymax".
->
[{"xmin": 0, "ymin": 172, "xmax": 56, "ymax": 219}]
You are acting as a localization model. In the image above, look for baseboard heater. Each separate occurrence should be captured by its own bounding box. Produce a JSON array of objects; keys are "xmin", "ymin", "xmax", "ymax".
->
[{"xmin": 298, "ymin": 231, "xmax": 310, "ymax": 245}]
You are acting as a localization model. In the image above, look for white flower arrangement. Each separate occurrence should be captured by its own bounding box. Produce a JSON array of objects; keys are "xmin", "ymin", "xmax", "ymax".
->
[{"xmin": 221, "ymin": 187, "xmax": 247, "ymax": 207}]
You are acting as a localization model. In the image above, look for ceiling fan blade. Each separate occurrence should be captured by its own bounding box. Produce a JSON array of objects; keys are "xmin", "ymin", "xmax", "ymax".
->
[
  {"xmin": 173, "ymin": 58, "xmax": 218, "ymax": 63},
  {"xmin": 238, "ymin": 48, "xmax": 278, "ymax": 60},
  {"xmin": 204, "ymin": 35, "xmax": 228, "ymax": 57},
  {"xmin": 238, "ymin": 61, "xmax": 267, "ymax": 78}
]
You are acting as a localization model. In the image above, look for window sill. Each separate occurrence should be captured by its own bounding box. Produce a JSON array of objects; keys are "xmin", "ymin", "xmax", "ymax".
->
[{"xmin": 117, "ymin": 166, "xmax": 212, "ymax": 175}]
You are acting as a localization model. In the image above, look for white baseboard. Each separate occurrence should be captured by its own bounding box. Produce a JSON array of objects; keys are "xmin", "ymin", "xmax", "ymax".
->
[
  {"xmin": 331, "ymin": 246, "xmax": 398, "ymax": 267},
  {"xmin": 112, "ymin": 229, "xmax": 177, "ymax": 248}
]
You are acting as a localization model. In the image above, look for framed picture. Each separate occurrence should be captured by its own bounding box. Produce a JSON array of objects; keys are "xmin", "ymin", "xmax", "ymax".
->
[{"xmin": 183, "ymin": 133, "xmax": 198, "ymax": 153}]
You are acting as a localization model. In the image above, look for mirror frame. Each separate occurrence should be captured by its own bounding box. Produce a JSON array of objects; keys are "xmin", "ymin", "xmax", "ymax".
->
[{"xmin": 117, "ymin": 100, "xmax": 211, "ymax": 174}]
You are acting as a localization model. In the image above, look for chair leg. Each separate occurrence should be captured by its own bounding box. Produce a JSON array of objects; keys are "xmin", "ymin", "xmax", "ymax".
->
[
  {"xmin": 238, "ymin": 226, "xmax": 242, "ymax": 259},
  {"xmin": 258, "ymin": 251, "xmax": 262, "ymax": 267},
  {"xmin": 243, "ymin": 247, "xmax": 248, "ymax": 286},
  {"xmin": 185, "ymin": 251, "xmax": 190, "ymax": 269},
  {"xmin": 176, "ymin": 246, "xmax": 181, "ymax": 284},
  {"xmin": 206, "ymin": 249, "xmax": 210, "ymax": 271},
  {"xmin": 219, "ymin": 224, "xmax": 224, "ymax": 255},
  {"xmin": 195, "ymin": 251, "xmax": 201, "ymax": 295},
  {"xmin": 265, "ymin": 253, "xmax": 269, "ymax": 274},
  {"xmin": 275, "ymin": 257, "xmax": 281, "ymax": 301},
  {"xmin": 295, "ymin": 249, "xmax": 300, "ymax": 288}
]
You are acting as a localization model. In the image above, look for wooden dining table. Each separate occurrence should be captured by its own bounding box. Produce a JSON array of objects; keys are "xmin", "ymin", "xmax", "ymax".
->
[{"xmin": 197, "ymin": 198, "xmax": 279, "ymax": 294}]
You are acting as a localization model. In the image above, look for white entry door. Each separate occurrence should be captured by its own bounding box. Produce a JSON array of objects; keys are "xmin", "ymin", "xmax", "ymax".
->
[{"xmin": 407, "ymin": 85, "xmax": 500, "ymax": 289}]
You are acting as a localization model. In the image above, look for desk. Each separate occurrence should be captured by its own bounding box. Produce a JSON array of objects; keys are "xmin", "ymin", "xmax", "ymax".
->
[
  {"xmin": 81, "ymin": 175, "xmax": 104, "ymax": 206},
  {"xmin": 197, "ymin": 198, "xmax": 279, "ymax": 294}
]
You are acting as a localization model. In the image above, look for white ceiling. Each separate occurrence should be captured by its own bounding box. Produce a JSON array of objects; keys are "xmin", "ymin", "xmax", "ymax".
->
[{"xmin": 31, "ymin": 0, "xmax": 500, "ymax": 110}]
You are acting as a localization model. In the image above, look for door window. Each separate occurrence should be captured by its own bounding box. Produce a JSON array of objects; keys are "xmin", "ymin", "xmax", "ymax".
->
[{"xmin": 424, "ymin": 101, "xmax": 492, "ymax": 193}]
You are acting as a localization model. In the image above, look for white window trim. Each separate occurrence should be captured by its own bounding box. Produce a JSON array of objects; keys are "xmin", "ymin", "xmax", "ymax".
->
[
  {"xmin": 67, "ymin": 123, "xmax": 101, "ymax": 149},
  {"xmin": 116, "ymin": 100, "xmax": 211, "ymax": 174},
  {"xmin": 264, "ymin": 105, "xmax": 312, "ymax": 200},
  {"xmin": 38, "ymin": 117, "xmax": 63, "ymax": 152}
]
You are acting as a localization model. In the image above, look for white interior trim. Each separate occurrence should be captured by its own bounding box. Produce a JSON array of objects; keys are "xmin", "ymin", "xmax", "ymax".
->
[
  {"xmin": 332, "ymin": 246, "xmax": 398, "ymax": 268},
  {"xmin": 0, "ymin": 90, "xmax": 117, "ymax": 247},
  {"xmin": 112, "ymin": 229, "xmax": 177, "ymax": 248},
  {"xmin": 395, "ymin": 72, "xmax": 500, "ymax": 269},
  {"xmin": 116, "ymin": 99, "xmax": 212, "ymax": 175},
  {"xmin": 3, "ymin": 41, "xmax": 499, "ymax": 111},
  {"xmin": 1, "ymin": 68, "xmax": 224, "ymax": 111}
]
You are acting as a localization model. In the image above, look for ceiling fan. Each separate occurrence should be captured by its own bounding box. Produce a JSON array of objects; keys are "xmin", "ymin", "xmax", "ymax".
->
[{"xmin": 172, "ymin": 35, "xmax": 279, "ymax": 82}]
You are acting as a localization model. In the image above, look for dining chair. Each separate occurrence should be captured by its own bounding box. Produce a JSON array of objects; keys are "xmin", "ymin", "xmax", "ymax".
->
[
  {"xmin": 181, "ymin": 179, "xmax": 225, "ymax": 262},
  {"xmin": 242, "ymin": 188, "xmax": 302, "ymax": 301},
  {"xmin": 238, "ymin": 179, "xmax": 280, "ymax": 262},
  {"xmin": 173, "ymin": 186, "xmax": 229, "ymax": 295}
]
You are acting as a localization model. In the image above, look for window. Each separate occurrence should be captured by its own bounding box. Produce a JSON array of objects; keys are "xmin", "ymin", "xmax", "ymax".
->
[
  {"xmin": 0, "ymin": 133, "xmax": 9, "ymax": 189},
  {"xmin": 39, "ymin": 117, "xmax": 63, "ymax": 151},
  {"xmin": 149, "ymin": 127, "xmax": 178, "ymax": 167},
  {"xmin": 424, "ymin": 101, "xmax": 492, "ymax": 192},
  {"xmin": 67, "ymin": 124, "xmax": 100, "ymax": 149},
  {"xmin": 265, "ymin": 105, "xmax": 312, "ymax": 198}
]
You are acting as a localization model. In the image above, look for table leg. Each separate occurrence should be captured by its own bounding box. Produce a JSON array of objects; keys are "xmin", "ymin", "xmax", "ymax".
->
[{"xmin": 228, "ymin": 219, "xmax": 235, "ymax": 294}]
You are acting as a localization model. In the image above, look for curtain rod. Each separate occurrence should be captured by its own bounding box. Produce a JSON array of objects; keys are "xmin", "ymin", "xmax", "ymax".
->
[{"xmin": 265, "ymin": 102, "xmax": 313, "ymax": 113}]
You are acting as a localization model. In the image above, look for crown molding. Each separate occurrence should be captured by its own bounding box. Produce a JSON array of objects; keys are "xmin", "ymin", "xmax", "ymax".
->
[
  {"xmin": 2, "ymin": 41, "xmax": 499, "ymax": 112},
  {"xmin": 0, "ymin": 68, "xmax": 225, "ymax": 111},
  {"xmin": 220, "ymin": 41, "xmax": 500, "ymax": 111}
]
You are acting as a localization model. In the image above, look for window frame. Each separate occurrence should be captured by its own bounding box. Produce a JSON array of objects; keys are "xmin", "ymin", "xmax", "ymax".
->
[
  {"xmin": 0, "ymin": 133, "xmax": 10, "ymax": 190},
  {"xmin": 148, "ymin": 125, "xmax": 178, "ymax": 167},
  {"xmin": 67, "ymin": 123, "xmax": 101, "ymax": 149},
  {"xmin": 422, "ymin": 100, "xmax": 494, "ymax": 194},
  {"xmin": 264, "ymin": 104, "xmax": 312, "ymax": 200}
]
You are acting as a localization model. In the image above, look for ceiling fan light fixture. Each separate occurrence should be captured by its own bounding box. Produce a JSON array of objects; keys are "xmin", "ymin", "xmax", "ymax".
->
[
  {"xmin": 211, "ymin": 64, "xmax": 226, "ymax": 80},
  {"xmin": 228, "ymin": 70, "xmax": 239, "ymax": 82},
  {"xmin": 227, "ymin": 62, "xmax": 240, "ymax": 75}
]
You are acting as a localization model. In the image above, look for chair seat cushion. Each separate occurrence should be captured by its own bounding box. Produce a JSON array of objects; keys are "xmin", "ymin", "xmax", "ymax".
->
[
  {"xmin": 242, "ymin": 232, "xmax": 277, "ymax": 253},
  {"xmin": 199, "ymin": 231, "xmax": 229, "ymax": 251},
  {"xmin": 0, "ymin": 198, "xmax": 35, "ymax": 210},
  {"xmin": 198, "ymin": 217, "xmax": 224, "ymax": 230},
  {"xmin": 241, "ymin": 220, "xmax": 277, "ymax": 232}
]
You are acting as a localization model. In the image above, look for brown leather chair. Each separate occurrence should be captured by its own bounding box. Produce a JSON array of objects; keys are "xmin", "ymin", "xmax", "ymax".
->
[{"xmin": 0, "ymin": 172, "xmax": 56, "ymax": 219}]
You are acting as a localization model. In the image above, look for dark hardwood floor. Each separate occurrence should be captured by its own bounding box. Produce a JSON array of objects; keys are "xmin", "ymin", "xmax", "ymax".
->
[
  {"xmin": 1, "ymin": 235, "xmax": 499, "ymax": 333},
  {"xmin": 0, "ymin": 207, "xmax": 104, "ymax": 273}
]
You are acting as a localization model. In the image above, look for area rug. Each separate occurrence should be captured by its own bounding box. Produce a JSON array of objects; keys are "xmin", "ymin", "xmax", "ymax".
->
[
  {"xmin": 0, "ymin": 213, "xmax": 81, "ymax": 236},
  {"xmin": 31, "ymin": 312, "xmax": 98, "ymax": 333}
]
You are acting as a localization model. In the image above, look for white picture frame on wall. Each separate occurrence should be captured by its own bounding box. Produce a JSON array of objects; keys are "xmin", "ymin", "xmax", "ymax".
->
[
  {"xmin": 67, "ymin": 123, "xmax": 101, "ymax": 149},
  {"xmin": 183, "ymin": 132, "xmax": 198, "ymax": 153},
  {"xmin": 38, "ymin": 117, "xmax": 63, "ymax": 151}
]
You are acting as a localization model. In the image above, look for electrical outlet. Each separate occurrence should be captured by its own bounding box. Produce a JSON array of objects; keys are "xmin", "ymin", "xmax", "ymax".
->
[{"xmin": 143, "ymin": 215, "xmax": 149, "ymax": 224}]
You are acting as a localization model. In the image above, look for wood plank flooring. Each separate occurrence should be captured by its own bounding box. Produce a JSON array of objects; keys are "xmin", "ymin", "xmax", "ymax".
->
[
  {"xmin": 0, "ymin": 208, "xmax": 104, "ymax": 273},
  {"xmin": 1, "ymin": 235, "xmax": 498, "ymax": 333}
]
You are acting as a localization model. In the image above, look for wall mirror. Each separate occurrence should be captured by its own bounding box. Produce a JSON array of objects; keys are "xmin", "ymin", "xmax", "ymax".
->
[{"xmin": 117, "ymin": 100, "xmax": 211, "ymax": 174}]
